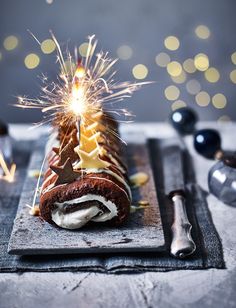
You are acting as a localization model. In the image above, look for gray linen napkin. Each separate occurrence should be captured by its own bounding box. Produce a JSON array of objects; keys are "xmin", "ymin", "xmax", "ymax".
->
[{"xmin": 0, "ymin": 139, "xmax": 225, "ymax": 273}]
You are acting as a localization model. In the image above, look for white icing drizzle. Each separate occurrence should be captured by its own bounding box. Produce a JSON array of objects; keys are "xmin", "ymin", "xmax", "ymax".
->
[
  {"xmin": 51, "ymin": 194, "xmax": 118, "ymax": 229},
  {"xmin": 82, "ymin": 168, "xmax": 131, "ymax": 198},
  {"xmin": 41, "ymin": 125, "xmax": 132, "ymax": 200},
  {"xmin": 107, "ymin": 153, "xmax": 126, "ymax": 174},
  {"xmin": 42, "ymin": 173, "xmax": 130, "ymax": 204},
  {"xmin": 42, "ymin": 182, "xmax": 66, "ymax": 195},
  {"xmin": 41, "ymin": 172, "xmax": 56, "ymax": 192},
  {"xmin": 42, "ymin": 166, "xmax": 131, "ymax": 199},
  {"xmin": 86, "ymin": 176, "xmax": 130, "ymax": 200}
]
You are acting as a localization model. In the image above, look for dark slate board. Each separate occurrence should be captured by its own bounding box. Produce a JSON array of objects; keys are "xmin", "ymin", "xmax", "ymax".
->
[{"xmin": 8, "ymin": 139, "xmax": 165, "ymax": 255}]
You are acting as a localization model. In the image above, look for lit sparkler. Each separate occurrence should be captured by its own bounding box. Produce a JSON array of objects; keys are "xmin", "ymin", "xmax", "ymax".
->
[{"xmin": 16, "ymin": 34, "xmax": 147, "ymax": 141}]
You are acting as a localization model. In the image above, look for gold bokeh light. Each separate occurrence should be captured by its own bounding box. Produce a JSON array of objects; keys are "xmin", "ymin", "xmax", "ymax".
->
[
  {"xmin": 24, "ymin": 53, "xmax": 40, "ymax": 69},
  {"xmin": 117, "ymin": 45, "xmax": 133, "ymax": 60},
  {"xmin": 212, "ymin": 93, "xmax": 227, "ymax": 109},
  {"xmin": 64, "ymin": 59, "xmax": 76, "ymax": 73},
  {"xmin": 171, "ymin": 100, "xmax": 187, "ymax": 111},
  {"xmin": 183, "ymin": 58, "xmax": 196, "ymax": 74},
  {"xmin": 231, "ymin": 52, "xmax": 236, "ymax": 65},
  {"xmin": 195, "ymin": 25, "xmax": 210, "ymax": 39},
  {"xmin": 0, "ymin": 52, "xmax": 2, "ymax": 61},
  {"xmin": 41, "ymin": 39, "xmax": 56, "ymax": 54},
  {"xmin": 79, "ymin": 42, "xmax": 91, "ymax": 57},
  {"xmin": 3, "ymin": 35, "xmax": 18, "ymax": 51},
  {"xmin": 194, "ymin": 53, "xmax": 209, "ymax": 71},
  {"xmin": 195, "ymin": 91, "xmax": 210, "ymax": 107},
  {"xmin": 164, "ymin": 85, "xmax": 180, "ymax": 101},
  {"xmin": 204, "ymin": 67, "xmax": 220, "ymax": 83},
  {"xmin": 186, "ymin": 79, "xmax": 201, "ymax": 95},
  {"xmin": 132, "ymin": 64, "xmax": 148, "ymax": 79},
  {"xmin": 171, "ymin": 70, "xmax": 186, "ymax": 84},
  {"xmin": 164, "ymin": 36, "xmax": 180, "ymax": 51},
  {"xmin": 155, "ymin": 52, "xmax": 170, "ymax": 67},
  {"xmin": 230, "ymin": 69, "xmax": 236, "ymax": 84},
  {"xmin": 167, "ymin": 61, "xmax": 182, "ymax": 77}
]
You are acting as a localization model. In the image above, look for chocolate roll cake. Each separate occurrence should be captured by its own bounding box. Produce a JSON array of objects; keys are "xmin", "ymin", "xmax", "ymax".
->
[{"xmin": 39, "ymin": 112, "xmax": 131, "ymax": 229}]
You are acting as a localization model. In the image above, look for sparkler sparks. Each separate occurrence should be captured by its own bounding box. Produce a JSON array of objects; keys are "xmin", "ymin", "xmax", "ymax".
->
[{"xmin": 16, "ymin": 34, "xmax": 147, "ymax": 135}]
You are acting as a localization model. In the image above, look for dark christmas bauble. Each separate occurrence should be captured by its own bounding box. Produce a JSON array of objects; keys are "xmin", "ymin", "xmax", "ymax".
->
[
  {"xmin": 169, "ymin": 107, "xmax": 198, "ymax": 135},
  {"xmin": 0, "ymin": 120, "xmax": 8, "ymax": 136},
  {"xmin": 194, "ymin": 129, "xmax": 221, "ymax": 159}
]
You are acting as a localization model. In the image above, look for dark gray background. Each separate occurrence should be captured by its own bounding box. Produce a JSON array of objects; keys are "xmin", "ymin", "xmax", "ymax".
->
[{"xmin": 0, "ymin": 0, "xmax": 236, "ymax": 123}]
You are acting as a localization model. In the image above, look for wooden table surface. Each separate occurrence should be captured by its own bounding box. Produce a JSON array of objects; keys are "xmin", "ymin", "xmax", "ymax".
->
[{"xmin": 1, "ymin": 122, "xmax": 236, "ymax": 308}]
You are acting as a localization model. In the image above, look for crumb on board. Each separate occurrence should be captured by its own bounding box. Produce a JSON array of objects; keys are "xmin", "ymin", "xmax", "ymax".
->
[
  {"xmin": 29, "ymin": 205, "xmax": 40, "ymax": 216},
  {"xmin": 138, "ymin": 200, "xmax": 149, "ymax": 206}
]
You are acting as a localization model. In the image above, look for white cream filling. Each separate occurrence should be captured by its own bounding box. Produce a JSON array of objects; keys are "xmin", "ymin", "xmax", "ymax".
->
[{"xmin": 51, "ymin": 194, "xmax": 118, "ymax": 229}]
